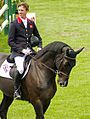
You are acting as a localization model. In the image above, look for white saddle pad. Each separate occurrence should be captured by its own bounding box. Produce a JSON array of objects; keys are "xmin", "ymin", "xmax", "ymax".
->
[
  {"xmin": 0, "ymin": 60, "xmax": 31, "ymax": 79},
  {"xmin": 0, "ymin": 60, "xmax": 13, "ymax": 79}
]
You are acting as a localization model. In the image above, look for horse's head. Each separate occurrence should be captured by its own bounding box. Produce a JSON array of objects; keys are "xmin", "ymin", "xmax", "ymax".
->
[{"xmin": 55, "ymin": 47, "xmax": 84, "ymax": 87}]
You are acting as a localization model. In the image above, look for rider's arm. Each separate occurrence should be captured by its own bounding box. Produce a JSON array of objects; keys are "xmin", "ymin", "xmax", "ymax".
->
[
  {"xmin": 8, "ymin": 21, "xmax": 23, "ymax": 53},
  {"xmin": 33, "ymin": 22, "xmax": 42, "ymax": 49}
]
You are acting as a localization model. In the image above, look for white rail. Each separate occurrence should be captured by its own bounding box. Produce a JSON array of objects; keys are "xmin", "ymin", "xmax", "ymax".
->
[
  {"xmin": 0, "ymin": 19, "xmax": 8, "ymax": 31},
  {"xmin": 0, "ymin": 4, "xmax": 8, "ymax": 17}
]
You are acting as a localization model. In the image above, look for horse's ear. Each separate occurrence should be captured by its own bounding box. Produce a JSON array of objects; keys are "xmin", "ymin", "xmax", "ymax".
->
[{"xmin": 75, "ymin": 47, "xmax": 84, "ymax": 55}]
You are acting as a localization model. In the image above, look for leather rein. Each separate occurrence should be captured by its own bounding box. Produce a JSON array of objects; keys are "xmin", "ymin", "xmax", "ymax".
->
[{"xmin": 29, "ymin": 54, "xmax": 75, "ymax": 78}]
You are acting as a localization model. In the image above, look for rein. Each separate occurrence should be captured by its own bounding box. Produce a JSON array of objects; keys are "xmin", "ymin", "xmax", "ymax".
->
[
  {"xmin": 29, "ymin": 54, "xmax": 57, "ymax": 74},
  {"xmin": 39, "ymin": 62, "xmax": 69, "ymax": 78},
  {"xmin": 29, "ymin": 54, "xmax": 71, "ymax": 78}
]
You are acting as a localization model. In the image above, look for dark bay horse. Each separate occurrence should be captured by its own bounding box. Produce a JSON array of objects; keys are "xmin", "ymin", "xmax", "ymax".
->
[{"xmin": 0, "ymin": 41, "xmax": 84, "ymax": 119}]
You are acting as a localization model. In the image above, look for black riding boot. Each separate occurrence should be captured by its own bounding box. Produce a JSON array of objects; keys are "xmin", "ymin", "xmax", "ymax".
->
[{"xmin": 13, "ymin": 70, "xmax": 22, "ymax": 99}]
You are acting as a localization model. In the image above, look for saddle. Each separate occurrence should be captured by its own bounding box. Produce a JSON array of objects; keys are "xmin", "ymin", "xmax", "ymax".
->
[
  {"xmin": 7, "ymin": 54, "xmax": 31, "ymax": 68},
  {"xmin": 8, "ymin": 55, "xmax": 32, "ymax": 79},
  {"xmin": 0, "ymin": 54, "xmax": 34, "ymax": 79}
]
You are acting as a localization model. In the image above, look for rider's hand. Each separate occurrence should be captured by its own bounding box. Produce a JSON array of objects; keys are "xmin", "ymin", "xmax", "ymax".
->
[
  {"xmin": 22, "ymin": 49, "xmax": 32, "ymax": 55},
  {"xmin": 37, "ymin": 47, "xmax": 42, "ymax": 51}
]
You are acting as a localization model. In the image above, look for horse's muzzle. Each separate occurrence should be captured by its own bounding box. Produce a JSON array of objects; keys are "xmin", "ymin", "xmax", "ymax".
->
[{"xmin": 57, "ymin": 79, "xmax": 68, "ymax": 87}]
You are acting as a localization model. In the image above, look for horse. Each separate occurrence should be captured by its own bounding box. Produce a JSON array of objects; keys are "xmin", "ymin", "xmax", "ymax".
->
[{"xmin": 0, "ymin": 41, "xmax": 84, "ymax": 119}]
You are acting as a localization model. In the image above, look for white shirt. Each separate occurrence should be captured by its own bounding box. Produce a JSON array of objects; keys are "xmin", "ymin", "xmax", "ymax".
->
[{"xmin": 20, "ymin": 17, "xmax": 27, "ymax": 28}]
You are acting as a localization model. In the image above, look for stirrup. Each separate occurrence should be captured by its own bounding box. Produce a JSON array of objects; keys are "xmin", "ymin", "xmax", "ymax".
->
[{"xmin": 14, "ymin": 90, "xmax": 21, "ymax": 100}]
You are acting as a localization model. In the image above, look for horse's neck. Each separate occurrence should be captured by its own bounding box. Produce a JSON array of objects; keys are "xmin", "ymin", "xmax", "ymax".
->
[
  {"xmin": 39, "ymin": 52, "xmax": 56, "ymax": 69},
  {"xmin": 29, "ymin": 51, "xmax": 57, "ymax": 89},
  {"xmin": 30, "ymin": 59, "xmax": 56, "ymax": 89},
  {"xmin": 31, "ymin": 51, "xmax": 56, "ymax": 80}
]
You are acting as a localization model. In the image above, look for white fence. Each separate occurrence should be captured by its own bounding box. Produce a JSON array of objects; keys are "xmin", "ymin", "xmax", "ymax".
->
[{"xmin": 0, "ymin": 4, "xmax": 8, "ymax": 31}]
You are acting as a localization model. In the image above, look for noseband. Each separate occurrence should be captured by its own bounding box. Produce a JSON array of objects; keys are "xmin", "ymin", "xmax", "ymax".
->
[{"xmin": 57, "ymin": 71, "xmax": 69, "ymax": 78}]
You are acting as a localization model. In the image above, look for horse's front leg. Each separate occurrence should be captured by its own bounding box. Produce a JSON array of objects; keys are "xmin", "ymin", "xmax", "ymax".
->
[
  {"xmin": 0, "ymin": 94, "xmax": 13, "ymax": 119},
  {"xmin": 43, "ymin": 100, "xmax": 50, "ymax": 114},
  {"xmin": 32, "ymin": 99, "xmax": 44, "ymax": 119}
]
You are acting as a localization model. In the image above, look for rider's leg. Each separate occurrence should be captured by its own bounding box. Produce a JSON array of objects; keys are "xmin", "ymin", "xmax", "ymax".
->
[{"xmin": 13, "ymin": 56, "xmax": 25, "ymax": 99}]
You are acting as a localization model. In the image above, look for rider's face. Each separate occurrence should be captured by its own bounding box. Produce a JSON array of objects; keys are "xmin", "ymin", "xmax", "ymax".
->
[{"xmin": 18, "ymin": 6, "xmax": 27, "ymax": 19}]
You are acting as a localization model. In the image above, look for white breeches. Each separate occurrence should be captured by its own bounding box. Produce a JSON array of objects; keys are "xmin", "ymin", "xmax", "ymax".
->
[{"xmin": 14, "ymin": 56, "xmax": 25, "ymax": 74}]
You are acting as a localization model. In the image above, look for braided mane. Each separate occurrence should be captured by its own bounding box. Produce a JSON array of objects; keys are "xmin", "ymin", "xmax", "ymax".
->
[{"xmin": 35, "ymin": 41, "xmax": 69, "ymax": 59}]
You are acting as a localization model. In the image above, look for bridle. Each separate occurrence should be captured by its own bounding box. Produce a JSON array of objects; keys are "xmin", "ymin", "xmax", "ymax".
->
[
  {"xmin": 56, "ymin": 55, "xmax": 76, "ymax": 78},
  {"xmin": 29, "ymin": 53, "xmax": 76, "ymax": 78}
]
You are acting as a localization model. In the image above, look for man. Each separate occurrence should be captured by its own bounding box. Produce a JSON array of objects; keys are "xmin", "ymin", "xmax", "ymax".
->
[{"xmin": 8, "ymin": 2, "xmax": 42, "ymax": 99}]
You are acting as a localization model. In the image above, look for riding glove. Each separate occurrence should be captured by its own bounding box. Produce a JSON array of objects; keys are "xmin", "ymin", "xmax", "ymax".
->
[{"xmin": 22, "ymin": 48, "xmax": 32, "ymax": 55}]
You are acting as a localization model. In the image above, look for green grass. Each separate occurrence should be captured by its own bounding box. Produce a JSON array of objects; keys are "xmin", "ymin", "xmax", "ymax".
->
[{"xmin": 0, "ymin": 0, "xmax": 90, "ymax": 119}]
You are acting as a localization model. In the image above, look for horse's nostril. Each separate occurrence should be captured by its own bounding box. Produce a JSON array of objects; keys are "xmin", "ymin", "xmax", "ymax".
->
[
  {"xmin": 58, "ymin": 79, "xmax": 68, "ymax": 87},
  {"xmin": 57, "ymin": 79, "xmax": 62, "ymax": 85},
  {"xmin": 60, "ymin": 82, "xmax": 62, "ymax": 85}
]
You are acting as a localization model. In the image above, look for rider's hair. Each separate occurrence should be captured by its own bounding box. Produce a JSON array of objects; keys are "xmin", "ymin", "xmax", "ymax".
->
[{"xmin": 17, "ymin": 2, "xmax": 29, "ymax": 11}]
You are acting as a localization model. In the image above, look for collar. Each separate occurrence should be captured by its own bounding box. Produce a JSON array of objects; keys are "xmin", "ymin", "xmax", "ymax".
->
[
  {"xmin": 20, "ymin": 17, "xmax": 27, "ymax": 22},
  {"xmin": 17, "ymin": 17, "xmax": 31, "ymax": 23}
]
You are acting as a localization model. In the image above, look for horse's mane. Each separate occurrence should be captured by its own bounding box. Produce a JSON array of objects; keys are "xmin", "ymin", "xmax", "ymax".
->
[{"xmin": 35, "ymin": 41, "xmax": 70, "ymax": 59}]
